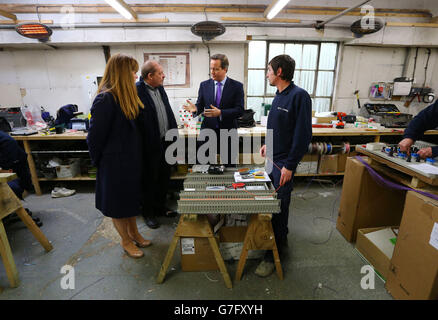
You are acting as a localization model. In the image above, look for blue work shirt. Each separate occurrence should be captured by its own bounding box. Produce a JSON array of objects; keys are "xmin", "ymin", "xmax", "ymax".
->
[
  {"xmin": 267, "ymin": 82, "xmax": 313, "ymax": 171},
  {"xmin": 403, "ymin": 100, "xmax": 438, "ymax": 157}
]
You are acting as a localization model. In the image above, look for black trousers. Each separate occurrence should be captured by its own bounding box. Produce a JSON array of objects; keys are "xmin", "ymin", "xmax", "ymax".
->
[{"xmin": 141, "ymin": 140, "xmax": 171, "ymax": 219}]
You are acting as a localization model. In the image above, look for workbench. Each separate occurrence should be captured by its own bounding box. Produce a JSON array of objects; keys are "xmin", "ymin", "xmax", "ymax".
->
[{"xmin": 12, "ymin": 128, "xmax": 438, "ymax": 195}]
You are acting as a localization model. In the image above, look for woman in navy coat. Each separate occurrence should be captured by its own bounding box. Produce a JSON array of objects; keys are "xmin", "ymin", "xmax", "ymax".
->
[{"xmin": 87, "ymin": 53, "xmax": 151, "ymax": 259}]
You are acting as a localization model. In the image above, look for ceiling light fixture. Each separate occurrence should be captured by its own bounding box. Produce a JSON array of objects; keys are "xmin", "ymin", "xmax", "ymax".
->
[
  {"xmin": 265, "ymin": 0, "xmax": 291, "ymax": 20},
  {"xmin": 104, "ymin": 0, "xmax": 137, "ymax": 20}
]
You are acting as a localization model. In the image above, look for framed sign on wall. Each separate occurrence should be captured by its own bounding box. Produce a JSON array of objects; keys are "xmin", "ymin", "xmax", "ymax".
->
[{"xmin": 144, "ymin": 52, "xmax": 190, "ymax": 88}]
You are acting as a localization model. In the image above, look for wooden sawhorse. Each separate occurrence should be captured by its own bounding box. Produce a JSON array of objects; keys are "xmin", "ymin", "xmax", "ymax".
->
[
  {"xmin": 157, "ymin": 214, "xmax": 233, "ymax": 289},
  {"xmin": 0, "ymin": 173, "xmax": 53, "ymax": 287},
  {"xmin": 235, "ymin": 214, "xmax": 283, "ymax": 281}
]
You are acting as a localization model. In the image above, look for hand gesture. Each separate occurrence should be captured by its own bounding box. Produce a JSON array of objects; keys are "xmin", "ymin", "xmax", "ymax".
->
[
  {"xmin": 183, "ymin": 100, "xmax": 197, "ymax": 113},
  {"xmin": 204, "ymin": 105, "xmax": 221, "ymax": 118}
]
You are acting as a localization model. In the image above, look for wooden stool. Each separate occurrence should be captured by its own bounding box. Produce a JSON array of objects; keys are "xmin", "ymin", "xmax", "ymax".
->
[
  {"xmin": 0, "ymin": 173, "xmax": 53, "ymax": 288},
  {"xmin": 157, "ymin": 214, "xmax": 232, "ymax": 289},
  {"xmin": 235, "ymin": 214, "xmax": 283, "ymax": 281}
]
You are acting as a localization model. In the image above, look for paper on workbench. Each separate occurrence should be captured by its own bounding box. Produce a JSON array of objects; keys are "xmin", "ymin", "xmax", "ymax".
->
[{"xmin": 408, "ymin": 163, "xmax": 438, "ymax": 175}]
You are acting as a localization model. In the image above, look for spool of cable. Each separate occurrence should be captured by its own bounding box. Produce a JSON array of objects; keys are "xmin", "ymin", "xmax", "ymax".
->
[
  {"xmin": 308, "ymin": 143, "xmax": 313, "ymax": 154},
  {"xmin": 323, "ymin": 142, "xmax": 327, "ymax": 154},
  {"xmin": 342, "ymin": 142, "xmax": 348, "ymax": 154},
  {"xmin": 327, "ymin": 143, "xmax": 332, "ymax": 154},
  {"xmin": 345, "ymin": 142, "xmax": 350, "ymax": 154}
]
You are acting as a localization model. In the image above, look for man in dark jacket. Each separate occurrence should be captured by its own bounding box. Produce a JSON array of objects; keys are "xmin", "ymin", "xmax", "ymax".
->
[
  {"xmin": 0, "ymin": 130, "xmax": 42, "ymax": 226},
  {"xmin": 0, "ymin": 130, "xmax": 34, "ymax": 198},
  {"xmin": 184, "ymin": 54, "xmax": 244, "ymax": 165},
  {"xmin": 136, "ymin": 60, "xmax": 178, "ymax": 229},
  {"xmin": 399, "ymin": 100, "xmax": 438, "ymax": 158},
  {"xmin": 258, "ymin": 54, "xmax": 312, "ymax": 277}
]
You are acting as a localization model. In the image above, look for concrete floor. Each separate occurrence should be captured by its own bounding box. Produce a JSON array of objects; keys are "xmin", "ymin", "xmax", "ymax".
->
[{"xmin": 0, "ymin": 178, "xmax": 392, "ymax": 300}]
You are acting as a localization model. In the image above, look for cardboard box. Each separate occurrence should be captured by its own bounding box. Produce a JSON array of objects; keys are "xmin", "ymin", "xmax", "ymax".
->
[
  {"xmin": 296, "ymin": 154, "xmax": 319, "ymax": 174},
  {"xmin": 180, "ymin": 236, "xmax": 220, "ymax": 272},
  {"xmin": 336, "ymin": 157, "xmax": 405, "ymax": 242},
  {"xmin": 338, "ymin": 152, "xmax": 359, "ymax": 173},
  {"xmin": 318, "ymin": 154, "xmax": 338, "ymax": 174},
  {"xmin": 356, "ymin": 226, "xmax": 398, "ymax": 280},
  {"xmin": 218, "ymin": 226, "xmax": 264, "ymax": 261},
  {"xmin": 337, "ymin": 154, "xmax": 348, "ymax": 173},
  {"xmin": 386, "ymin": 191, "xmax": 438, "ymax": 300}
]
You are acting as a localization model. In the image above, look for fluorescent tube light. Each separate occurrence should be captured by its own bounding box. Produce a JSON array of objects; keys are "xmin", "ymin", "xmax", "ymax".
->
[
  {"xmin": 266, "ymin": 0, "xmax": 291, "ymax": 20},
  {"xmin": 105, "ymin": 0, "xmax": 136, "ymax": 20}
]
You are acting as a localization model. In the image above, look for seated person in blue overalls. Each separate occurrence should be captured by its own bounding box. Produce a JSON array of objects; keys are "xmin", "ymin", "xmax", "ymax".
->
[{"xmin": 0, "ymin": 130, "xmax": 41, "ymax": 226}]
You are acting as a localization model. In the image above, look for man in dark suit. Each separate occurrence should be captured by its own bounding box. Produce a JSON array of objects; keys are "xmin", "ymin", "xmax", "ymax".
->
[
  {"xmin": 184, "ymin": 54, "xmax": 244, "ymax": 165},
  {"xmin": 136, "ymin": 60, "xmax": 178, "ymax": 229}
]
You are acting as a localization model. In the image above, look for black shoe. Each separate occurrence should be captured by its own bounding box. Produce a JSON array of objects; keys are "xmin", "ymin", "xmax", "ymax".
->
[{"xmin": 144, "ymin": 216, "xmax": 160, "ymax": 229}]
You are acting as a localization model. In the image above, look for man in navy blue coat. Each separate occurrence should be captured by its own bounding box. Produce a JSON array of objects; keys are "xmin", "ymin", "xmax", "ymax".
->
[
  {"xmin": 0, "ymin": 130, "xmax": 34, "ymax": 198},
  {"xmin": 258, "ymin": 54, "xmax": 312, "ymax": 277},
  {"xmin": 136, "ymin": 60, "xmax": 178, "ymax": 229},
  {"xmin": 184, "ymin": 54, "xmax": 244, "ymax": 164},
  {"xmin": 399, "ymin": 99, "xmax": 438, "ymax": 158}
]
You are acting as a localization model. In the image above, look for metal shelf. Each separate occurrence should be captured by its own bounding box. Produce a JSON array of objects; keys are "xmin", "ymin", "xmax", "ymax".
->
[
  {"xmin": 31, "ymin": 150, "xmax": 89, "ymax": 154},
  {"xmin": 38, "ymin": 176, "xmax": 95, "ymax": 181}
]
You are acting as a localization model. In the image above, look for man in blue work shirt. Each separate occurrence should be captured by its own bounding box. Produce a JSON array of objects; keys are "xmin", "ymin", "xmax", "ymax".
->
[
  {"xmin": 258, "ymin": 54, "xmax": 313, "ymax": 277},
  {"xmin": 399, "ymin": 99, "xmax": 438, "ymax": 158}
]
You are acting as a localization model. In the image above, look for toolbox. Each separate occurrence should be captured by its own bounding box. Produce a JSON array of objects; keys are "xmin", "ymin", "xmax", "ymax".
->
[{"xmin": 360, "ymin": 103, "xmax": 412, "ymax": 128}]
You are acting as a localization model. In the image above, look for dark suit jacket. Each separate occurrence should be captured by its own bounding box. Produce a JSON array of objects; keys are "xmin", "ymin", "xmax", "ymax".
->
[
  {"xmin": 87, "ymin": 92, "xmax": 142, "ymax": 218},
  {"xmin": 195, "ymin": 77, "xmax": 244, "ymax": 130},
  {"xmin": 135, "ymin": 79, "xmax": 178, "ymax": 157}
]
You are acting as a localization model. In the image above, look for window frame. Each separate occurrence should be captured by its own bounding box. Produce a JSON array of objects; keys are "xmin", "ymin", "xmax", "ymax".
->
[{"xmin": 246, "ymin": 40, "xmax": 339, "ymax": 114}]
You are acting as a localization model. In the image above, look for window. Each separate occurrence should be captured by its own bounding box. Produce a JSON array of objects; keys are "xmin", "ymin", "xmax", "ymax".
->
[{"xmin": 247, "ymin": 41, "xmax": 339, "ymax": 121}]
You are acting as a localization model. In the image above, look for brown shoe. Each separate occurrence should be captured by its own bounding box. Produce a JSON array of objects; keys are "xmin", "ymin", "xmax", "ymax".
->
[
  {"xmin": 128, "ymin": 233, "xmax": 152, "ymax": 248},
  {"xmin": 132, "ymin": 238, "xmax": 152, "ymax": 248},
  {"xmin": 122, "ymin": 242, "xmax": 144, "ymax": 258}
]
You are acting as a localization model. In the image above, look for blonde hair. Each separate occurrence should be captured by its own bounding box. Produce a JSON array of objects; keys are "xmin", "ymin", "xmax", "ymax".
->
[{"xmin": 97, "ymin": 53, "xmax": 143, "ymax": 120}]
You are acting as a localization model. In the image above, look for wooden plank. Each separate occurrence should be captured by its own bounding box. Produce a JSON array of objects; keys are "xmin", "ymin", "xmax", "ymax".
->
[
  {"xmin": 0, "ymin": 8, "xmax": 16, "ymax": 21},
  {"xmin": 0, "ymin": 173, "xmax": 17, "ymax": 183},
  {"xmin": 221, "ymin": 16, "xmax": 300, "ymax": 23},
  {"xmin": 386, "ymin": 22, "xmax": 438, "ymax": 28},
  {"xmin": 156, "ymin": 235, "xmax": 179, "ymax": 284},
  {"xmin": 176, "ymin": 215, "xmax": 212, "ymax": 237},
  {"xmin": 0, "ymin": 220, "xmax": 19, "ymax": 287},
  {"xmin": 11, "ymin": 132, "xmax": 87, "ymax": 140},
  {"xmin": 15, "ymin": 207, "xmax": 53, "ymax": 252},
  {"xmin": 0, "ymin": 182, "xmax": 22, "ymax": 220},
  {"xmin": 0, "ymin": 19, "xmax": 52, "ymax": 25},
  {"xmin": 99, "ymin": 18, "xmax": 169, "ymax": 23},
  {"xmin": 22, "ymin": 140, "xmax": 42, "ymax": 196},
  {"xmin": 208, "ymin": 236, "xmax": 232, "ymax": 289}
]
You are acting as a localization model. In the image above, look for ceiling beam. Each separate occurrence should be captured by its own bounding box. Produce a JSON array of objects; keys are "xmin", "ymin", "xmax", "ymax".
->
[
  {"xmin": 0, "ymin": 4, "xmax": 431, "ymax": 18},
  {"xmin": 221, "ymin": 17, "xmax": 300, "ymax": 23},
  {"xmin": 386, "ymin": 22, "xmax": 438, "ymax": 28},
  {"xmin": 0, "ymin": 20, "xmax": 52, "ymax": 25},
  {"xmin": 0, "ymin": 8, "xmax": 17, "ymax": 21},
  {"xmin": 99, "ymin": 18, "xmax": 168, "ymax": 23}
]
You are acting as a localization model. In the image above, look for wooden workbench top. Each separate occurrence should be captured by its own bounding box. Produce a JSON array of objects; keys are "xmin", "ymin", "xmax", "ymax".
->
[{"xmin": 10, "ymin": 127, "xmax": 438, "ymax": 140}]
